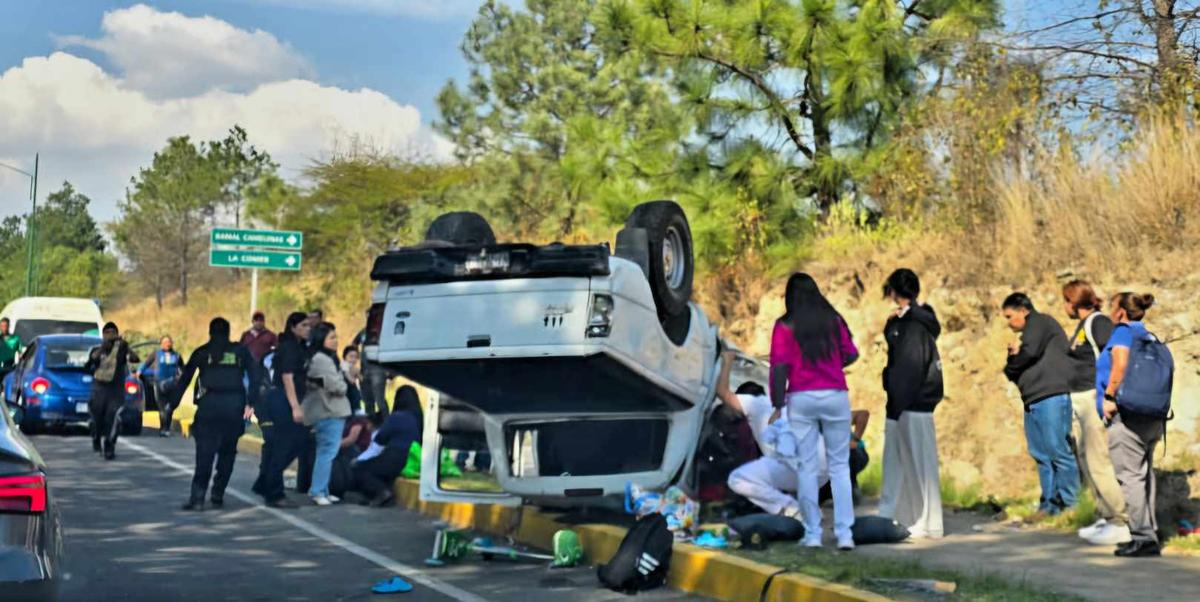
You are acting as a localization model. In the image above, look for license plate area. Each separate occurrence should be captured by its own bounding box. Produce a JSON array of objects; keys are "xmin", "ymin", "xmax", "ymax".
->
[
  {"xmin": 75, "ymin": 402, "xmax": 89, "ymax": 414},
  {"xmin": 458, "ymin": 252, "xmax": 510, "ymax": 276}
]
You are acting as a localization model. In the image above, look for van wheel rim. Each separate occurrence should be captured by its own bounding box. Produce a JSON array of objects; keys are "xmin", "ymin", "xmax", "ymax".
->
[{"xmin": 663, "ymin": 227, "xmax": 685, "ymax": 290}]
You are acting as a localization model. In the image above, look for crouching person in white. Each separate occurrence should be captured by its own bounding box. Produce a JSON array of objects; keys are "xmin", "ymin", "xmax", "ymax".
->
[
  {"xmin": 878, "ymin": 269, "xmax": 945, "ymax": 539},
  {"xmin": 718, "ymin": 351, "xmax": 872, "ymax": 518},
  {"xmin": 716, "ymin": 351, "xmax": 804, "ymax": 518}
]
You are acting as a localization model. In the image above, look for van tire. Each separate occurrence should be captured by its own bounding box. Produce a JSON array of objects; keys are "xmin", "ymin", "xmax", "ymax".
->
[
  {"xmin": 624, "ymin": 201, "xmax": 694, "ymax": 320},
  {"xmin": 424, "ymin": 212, "xmax": 497, "ymax": 247}
]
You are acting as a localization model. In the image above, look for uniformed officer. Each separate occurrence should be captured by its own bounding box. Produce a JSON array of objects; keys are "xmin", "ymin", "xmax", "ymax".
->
[
  {"xmin": 252, "ymin": 311, "xmax": 311, "ymax": 508},
  {"xmin": 173, "ymin": 317, "xmax": 260, "ymax": 511}
]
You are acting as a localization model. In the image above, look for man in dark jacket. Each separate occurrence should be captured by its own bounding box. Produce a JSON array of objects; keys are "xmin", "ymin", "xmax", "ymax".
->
[
  {"xmin": 1002, "ymin": 292, "xmax": 1080, "ymax": 516},
  {"xmin": 173, "ymin": 318, "xmax": 260, "ymax": 510},
  {"xmin": 84, "ymin": 322, "xmax": 131, "ymax": 460},
  {"xmin": 878, "ymin": 269, "xmax": 944, "ymax": 538}
]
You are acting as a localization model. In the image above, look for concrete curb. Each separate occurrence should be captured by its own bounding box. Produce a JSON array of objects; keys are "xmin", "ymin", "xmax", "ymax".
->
[{"xmin": 215, "ymin": 429, "xmax": 885, "ymax": 602}]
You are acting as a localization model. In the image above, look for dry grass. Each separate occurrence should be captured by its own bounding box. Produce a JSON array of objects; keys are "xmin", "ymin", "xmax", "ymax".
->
[{"xmin": 991, "ymin": 118, "xmax": 1200, "ymax": 280}]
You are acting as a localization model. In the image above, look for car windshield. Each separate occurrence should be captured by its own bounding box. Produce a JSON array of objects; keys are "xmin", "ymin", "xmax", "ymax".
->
[
  {"xmin": 43, "ymin": 342, "xmax": 98, "ymax": 370},
  {"xmin": 15, "ymin": 319, "xmax": 98, "ymax": 343}
]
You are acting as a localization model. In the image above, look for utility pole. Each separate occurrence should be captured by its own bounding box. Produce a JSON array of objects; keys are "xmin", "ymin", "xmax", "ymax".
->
[
  {"xmin": 26, "ymin": 154, "xmax": 39, "ymax": 296},
  {"xmin": 0, "ymin": 155, "xmax": 39, "ymax": 296}
]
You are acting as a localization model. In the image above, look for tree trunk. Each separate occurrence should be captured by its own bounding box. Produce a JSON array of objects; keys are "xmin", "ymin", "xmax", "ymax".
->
[{"xmin": 1151, "ymin": 1, "xmax": 1186, "ymax": 104}]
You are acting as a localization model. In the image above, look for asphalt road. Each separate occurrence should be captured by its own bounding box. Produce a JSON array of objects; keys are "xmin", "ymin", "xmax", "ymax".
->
[{"xmin": 33, "ymin": 430, "xmax": 699, "ymax": 602}]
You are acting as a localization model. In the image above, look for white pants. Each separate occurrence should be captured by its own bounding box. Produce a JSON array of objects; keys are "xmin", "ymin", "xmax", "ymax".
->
[
  {"xmin": 877, "ymin": 413, "xmax": 944, "ymax": 538},
  {"xmin": 788, "ymin": 390, "xmax": 854, "ymax": 543},
  {"xmin": 728, "ymin": 451, "xmax": 829, "ymax": 515}
]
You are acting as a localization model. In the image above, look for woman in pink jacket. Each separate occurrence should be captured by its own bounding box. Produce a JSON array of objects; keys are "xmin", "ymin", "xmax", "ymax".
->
[{"xmin": 770, "ymin": 273, "xmax": 859, "ymax": 550}]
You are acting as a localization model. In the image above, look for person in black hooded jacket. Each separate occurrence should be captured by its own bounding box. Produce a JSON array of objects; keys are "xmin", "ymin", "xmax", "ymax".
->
[
  {"xmin": 173, "ymin": 317, "xmax": 260, "ymax": 511},
  {"xmin": 877, "ymin": 269, "xmax": 945, "ymax": 539}
]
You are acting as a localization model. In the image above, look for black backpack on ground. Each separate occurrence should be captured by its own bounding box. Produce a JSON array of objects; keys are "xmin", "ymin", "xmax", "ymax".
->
[{"xmin": 597, "ymin": 514, "xmax": 673, "ymax": 593}]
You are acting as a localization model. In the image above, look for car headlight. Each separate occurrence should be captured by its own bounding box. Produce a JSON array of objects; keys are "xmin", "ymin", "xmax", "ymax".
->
[{"xmin": 587, "ymin": 294, "xmax": 614, "ymax": 338}]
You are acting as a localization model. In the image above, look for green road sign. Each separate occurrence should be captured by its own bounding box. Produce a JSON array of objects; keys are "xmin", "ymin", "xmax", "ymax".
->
[
  {"xmin": 211, "ymin": 227, "xmax": 303, "ymax": 250},
  {"xmin": 209, "ymin": 249, "xmax": 302, "ymax": 271}
]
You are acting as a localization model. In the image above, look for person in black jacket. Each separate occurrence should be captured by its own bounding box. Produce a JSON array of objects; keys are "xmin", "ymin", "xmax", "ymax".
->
[
  {"xmin": 84, "ymin": 322, "xmax": 131, "ymax": 460},
  {"xmin": 173, "ymin": 318, "xmax": 260, "ymax": 511},
  {"xmin": 878, "ymin": 269, "xmax": 944, "ymax": 539},
  {"xmin": 1002, "ymin": 292, "xmax": 1080, "ymax": 516}
]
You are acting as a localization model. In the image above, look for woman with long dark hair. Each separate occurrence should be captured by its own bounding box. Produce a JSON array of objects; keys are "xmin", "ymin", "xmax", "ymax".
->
[
  {"xmin": 770, "ymin": 273, "xmax": 859, "ymax": 550},
  {"xmin": 301, "ymin": 322, "xmax": 352, "ymax": 506}
]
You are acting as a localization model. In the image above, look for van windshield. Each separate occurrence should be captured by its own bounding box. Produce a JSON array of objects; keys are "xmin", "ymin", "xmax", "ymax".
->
[{"xmin": 14, "ymin": 320, "xmax": 99, "ymax": 343}]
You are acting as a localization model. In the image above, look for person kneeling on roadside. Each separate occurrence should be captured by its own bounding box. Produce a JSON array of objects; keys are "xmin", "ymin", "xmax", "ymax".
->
[
  {"xmin": 717, "ymin": 352, "xmax": 869, "ymax": 518},
  {"xmin": 173, "ymin": 318, "xmax": 260, "ymax": 511},
  {"xmin": 351, "ymin": 386, "xmax": 423, "ymax": 507}
]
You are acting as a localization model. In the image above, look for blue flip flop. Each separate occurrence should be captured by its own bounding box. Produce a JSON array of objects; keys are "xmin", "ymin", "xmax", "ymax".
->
[{"xmin": 372, "ymin": 576, "xmax": 413, "ymax": 594}]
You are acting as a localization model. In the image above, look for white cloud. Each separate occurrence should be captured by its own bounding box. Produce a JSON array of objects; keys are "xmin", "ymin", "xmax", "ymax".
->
[
  {"xmin": 248, "ymin": 0, "xmax": 485, "ymax": 20},
  {"xmin": 57, "ymin": 3, "xmax": 310, "ymax": 99},
  {"xmin": 0, "ymin": 51, "xmax": 449, "ymax": 221}
]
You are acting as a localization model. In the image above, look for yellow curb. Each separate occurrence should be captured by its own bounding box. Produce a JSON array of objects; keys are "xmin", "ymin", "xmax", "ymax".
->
[{"xmin": 221, "ymin": 432, "xmax": 882, "ymax": 602}]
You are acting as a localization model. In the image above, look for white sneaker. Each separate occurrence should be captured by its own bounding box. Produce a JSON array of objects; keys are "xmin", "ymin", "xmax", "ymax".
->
[
  {"xmin": 328, "ymin": 495, "xmax": 341, "ymax": 504},
  {"xmin": 801, "ymin": 535, "xmax": 823, "ymax": 548},
  {"xmin": 837, "ymin": 537, "xmax": 855, "ymax": 551},
  {"xmin": 1078, "ymin": 518, "xmax": 1107, "ymax": 539},
  {"xmin": 1085, "ymin": 523, "xmax": 1132, "ymax": 546},
  {"xmin": 311, "ymin": 495, "xmax": 333, "ymax": 506}
]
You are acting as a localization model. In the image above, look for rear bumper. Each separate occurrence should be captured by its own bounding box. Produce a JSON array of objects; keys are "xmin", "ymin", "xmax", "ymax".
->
[{"xmin": 380, "ymin": 352, "xmax": 698, "ymax": 414}]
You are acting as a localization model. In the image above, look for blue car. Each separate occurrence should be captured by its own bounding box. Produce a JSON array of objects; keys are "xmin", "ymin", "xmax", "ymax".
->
[{"xmin": 1, "ymin": 335, "xmax": 145, "ymax": 436}]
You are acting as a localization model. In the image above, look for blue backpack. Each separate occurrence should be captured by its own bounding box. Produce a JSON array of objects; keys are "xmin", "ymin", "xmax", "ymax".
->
[{"xmin": 1117, "ymin": 331, "xmax": 1174, "ymax": 419}]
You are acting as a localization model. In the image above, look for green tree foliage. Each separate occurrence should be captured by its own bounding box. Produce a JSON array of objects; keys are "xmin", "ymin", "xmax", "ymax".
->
[
  {"xmin": 436, "ymin": 0, "xmax": 1000, "ymax": 309},
  {"xmin": 113, "ymin": 128, "xmax": 277, "ymax": 306},
  {"xmin": 247, "ymin": 148, "xmax": 472, "ymax": 308},
  {"xmin": 0, "ymin": 182, "xmax": 117, "ymax": 307}
]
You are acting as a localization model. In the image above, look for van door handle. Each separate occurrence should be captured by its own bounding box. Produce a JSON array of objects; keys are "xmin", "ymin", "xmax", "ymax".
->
[{"xmin": 467, "ymin": 336, "xmax": 491, "ymax": 348}]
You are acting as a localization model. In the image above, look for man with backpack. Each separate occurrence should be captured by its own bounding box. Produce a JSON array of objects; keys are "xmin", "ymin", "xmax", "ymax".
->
[
  {"xmin": 84, "ymin": 322, "xmax": 131, "ymax": 460},
  {"xmin": 1002, "ymin": 293, "xmax": 1081, "ymax": 517},
  {"xmin": 1061, "ymin": 281, "xmax": 1130, "ymax": 546},
  {"xmin": 172, "ymin": 317, "xmax": 261, "ymax": 511},
  {"xmin": 1099, "ymin": 292, "xmax": 1173, "ymax": 558}
]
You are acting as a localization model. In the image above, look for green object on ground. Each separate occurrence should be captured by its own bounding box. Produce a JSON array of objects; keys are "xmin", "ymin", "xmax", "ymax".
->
[
  {"xmin": 426, "ymin": 527, "xmax": 578, "ymax": 567},
  {"xmin": 400, "ymin": 442, "xmax": 421, "ymax": 479},
  {"xmin": 552, "ymin": 530, "xmax": 583, "ymax": 568},
  {"xmin": 399, "ymin": 442, "xmax": 464, "ymax": 479}
]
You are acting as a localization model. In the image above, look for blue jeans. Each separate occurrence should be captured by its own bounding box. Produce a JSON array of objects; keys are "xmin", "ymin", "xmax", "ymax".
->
[
  {"xmin": 309, "ymin": 417, "xmax": 346, "ymax": 498},
  {"xmin": 1023, "ymin": 394, "xmax": 1081, "ymax": 513}
]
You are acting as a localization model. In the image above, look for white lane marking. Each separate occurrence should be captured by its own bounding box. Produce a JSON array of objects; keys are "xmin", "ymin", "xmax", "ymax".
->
[{"xmin": 122, "ymin": 439, "xmax": 489, "ymax": 602}]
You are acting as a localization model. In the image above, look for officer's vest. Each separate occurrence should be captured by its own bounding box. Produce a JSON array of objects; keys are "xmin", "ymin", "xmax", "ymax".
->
[{"xmin": 200, "ymin": 346, "xmax": 245, "ymax": 394}]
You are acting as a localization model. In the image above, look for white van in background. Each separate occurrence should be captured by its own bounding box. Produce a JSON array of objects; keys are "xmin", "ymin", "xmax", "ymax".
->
[{"xmin": 0, "ymin": 297, "xmax": 105, "ymax": 345}]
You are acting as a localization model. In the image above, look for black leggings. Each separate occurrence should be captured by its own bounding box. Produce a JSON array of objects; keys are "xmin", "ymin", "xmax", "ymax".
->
[
  {"xmin": 89, "ymin": 385, "xmax": 124, "ymax": 449},
  {"xmin": 352, "ymin": 446, "xmax": 408, "ymax": 497}
]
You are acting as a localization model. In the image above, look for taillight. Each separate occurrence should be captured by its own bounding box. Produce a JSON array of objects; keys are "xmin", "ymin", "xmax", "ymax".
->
[
  {"xmin": 30, "ymin": 377, "xmax": 50, "ymax": 395},
  {"xmin": 125, "ymin": 380, "xmax": 140, "ymax": 395},
  {"xmin": 587, "ymin": 294, "xmax": 614, "ymax": 338},
  {"xmin": 365, "ymin": 303, "xmax": 385, "ymax": 346},
  {"xmin": 0, "ymin": 474, "xmax": 47, "ymax": 513}
]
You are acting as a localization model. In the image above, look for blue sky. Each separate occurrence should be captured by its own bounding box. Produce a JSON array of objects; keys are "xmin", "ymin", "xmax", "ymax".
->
[{"xmin": 0, "ymin": 0, "xmax": 1056, "ymax": 222}]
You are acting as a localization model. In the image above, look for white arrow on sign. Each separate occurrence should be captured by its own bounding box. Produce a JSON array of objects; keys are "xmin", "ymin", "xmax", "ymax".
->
[
  {"xmin": 285, "ymin": 255, "xmax": 297, "ymax": 266},
  {"xmin": 287, "ymin": 234, "xmax": 298, "ymax": 246}
]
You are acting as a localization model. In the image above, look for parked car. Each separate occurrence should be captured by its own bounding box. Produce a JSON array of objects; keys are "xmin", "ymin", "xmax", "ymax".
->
[
  {"xmin": 2, "ymin": 335, "xmax": 144, "ymax": 436},
  {"xmin": 0, "ymin": 297, "xmax": 105, "ymax": 345},
  {"xmin": 1, "ymin": 392, "xmax": 63, "ymax": 601},
  {"xmin": 363, "ymin": 202, "xmax": 766, "ymax": 508}
]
